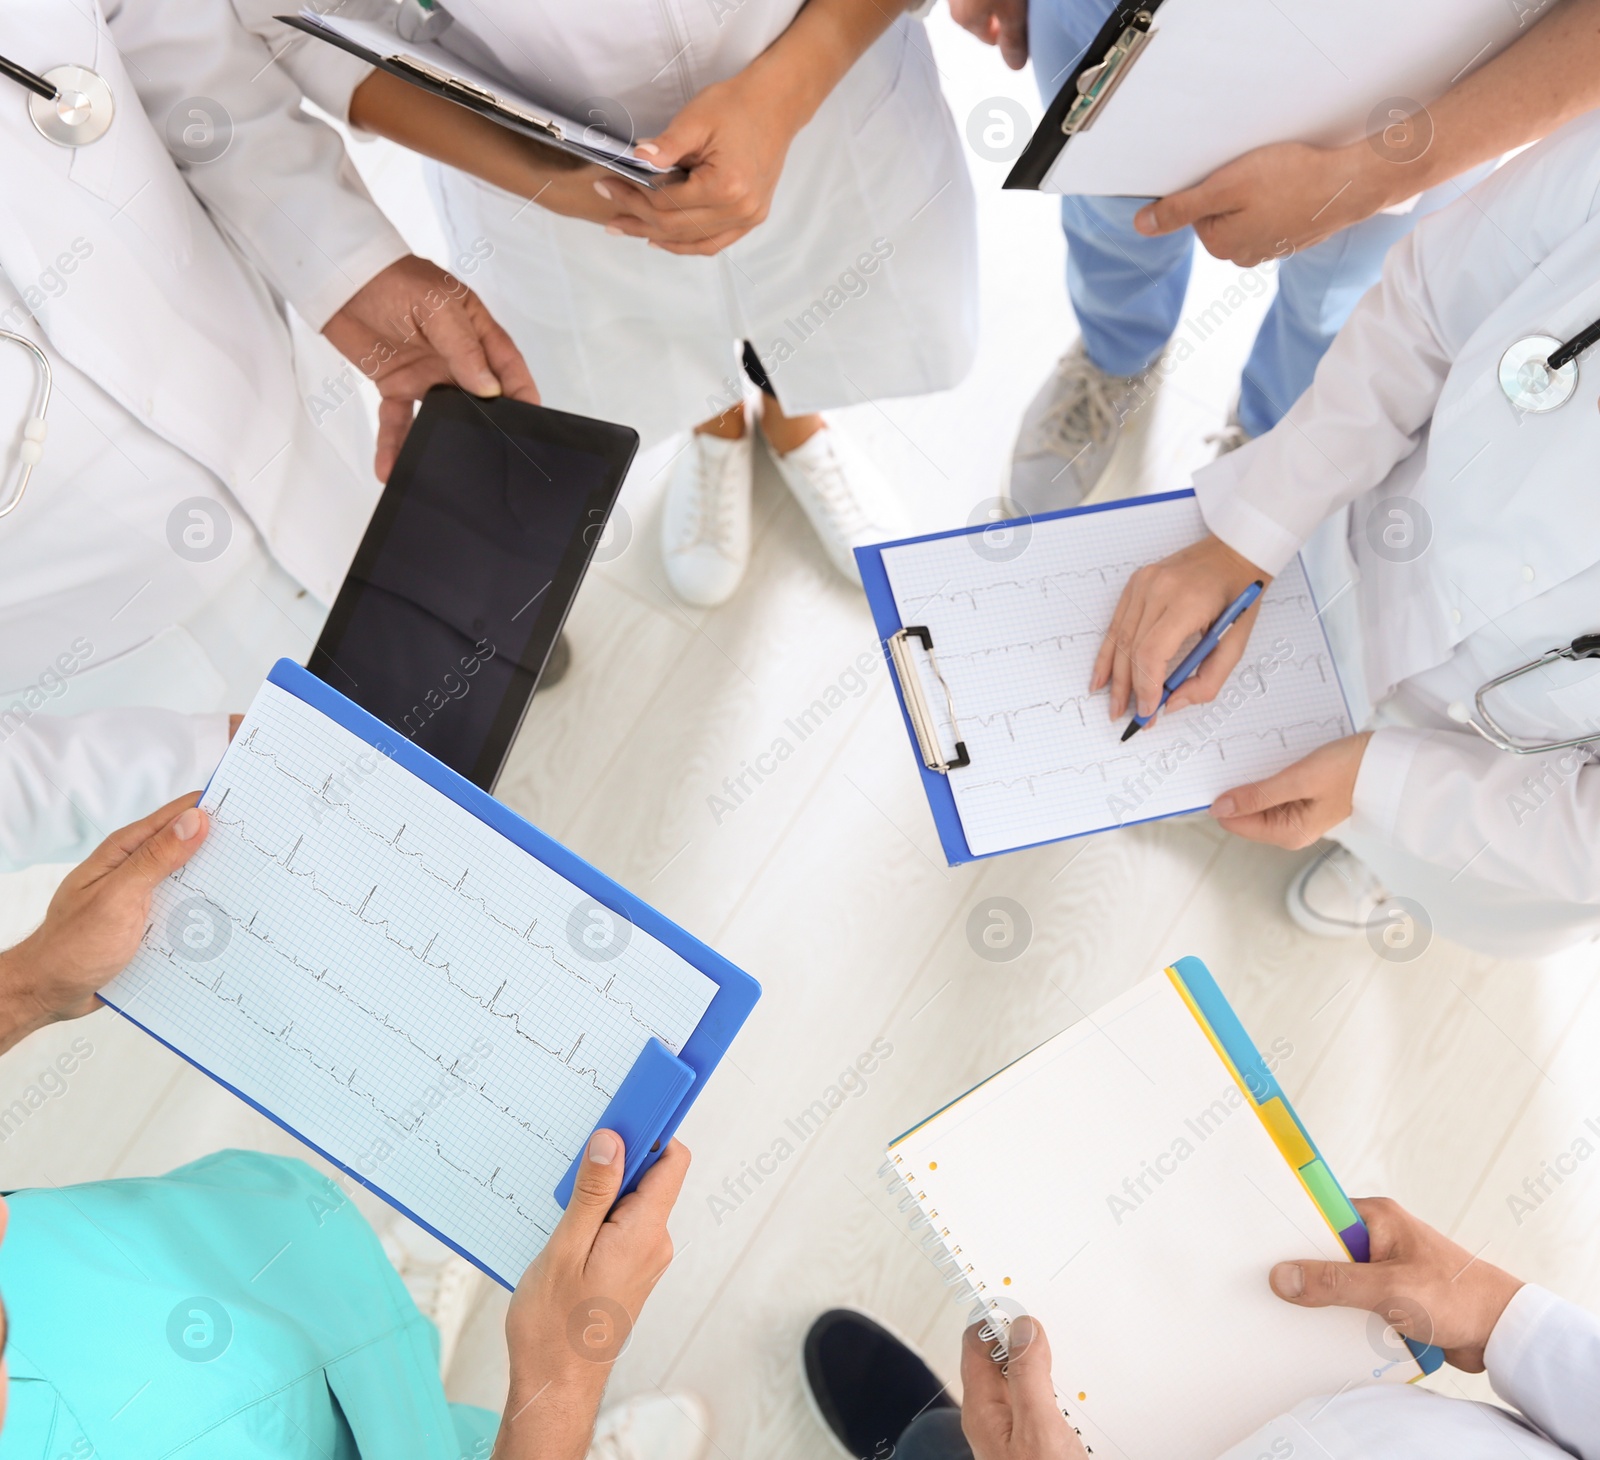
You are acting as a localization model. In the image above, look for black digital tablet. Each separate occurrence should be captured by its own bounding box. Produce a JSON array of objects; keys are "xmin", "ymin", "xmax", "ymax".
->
[{"xmin": 308, "ymin": 387, "xmax": 638, "ymax": 790}]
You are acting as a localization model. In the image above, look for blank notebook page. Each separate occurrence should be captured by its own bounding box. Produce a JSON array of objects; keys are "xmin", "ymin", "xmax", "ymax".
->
[
  {"xmin": 890, "ymin": 973, "xmax": 1409, "ymax": 1460},
  {"xmin": 879, "ymin": 495, "xmax": 1351, "ymax": 856},
  {"xmin": 108, "ymin": 681, "xmax": 717, "ymax": 1285}
]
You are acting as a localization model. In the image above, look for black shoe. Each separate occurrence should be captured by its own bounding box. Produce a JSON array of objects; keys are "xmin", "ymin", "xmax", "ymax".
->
[
  {"xmin": 536, "ymin": 633, "xmax": 572, "ymax": 692},
  {"xmin": 804, "ymin": 1309, "xmax": 955, "ymax": 1460}
]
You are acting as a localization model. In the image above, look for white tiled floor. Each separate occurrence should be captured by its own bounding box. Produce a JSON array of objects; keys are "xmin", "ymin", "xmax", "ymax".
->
[{"xmin": 2, "ymin": 12, "xmax": 1597, "ymax": 1455}]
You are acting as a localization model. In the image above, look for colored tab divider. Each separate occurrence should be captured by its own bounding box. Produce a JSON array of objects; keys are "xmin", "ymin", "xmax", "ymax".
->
[
  {"xmin": 1255, "ymin": 1096, "xmax": 1314, "ymax": 1170},
  {"xmin": 1164, "ymin": 957, "xmax": 1444, "ymax": 1376}
]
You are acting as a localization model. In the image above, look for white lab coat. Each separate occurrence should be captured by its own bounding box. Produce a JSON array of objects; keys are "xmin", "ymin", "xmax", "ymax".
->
[
  {"xmin": 1191, "ymin": 112, "xmax": 1600, "ymax": 954},
  {"xmin": 244, "ymin": 0, "xmax": 980, "ymax": 448},
  {"xmin": 1217, "ymin": 1285, "xmax": 1600, "ymax": 1460},
  {"xmin": 0, "ymin": 0, "xmax": 404, "ymax": 866}
]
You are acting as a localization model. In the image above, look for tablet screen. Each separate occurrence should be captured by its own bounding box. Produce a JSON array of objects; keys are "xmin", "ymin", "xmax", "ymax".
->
[{"xmin": 308, "ymin": 389, "xmax": 638, "ymax": 789}]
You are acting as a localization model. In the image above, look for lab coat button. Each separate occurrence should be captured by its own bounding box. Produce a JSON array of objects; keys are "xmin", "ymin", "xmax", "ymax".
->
[
  {"xmin": 1450, "ymin": 608, "xmax": 1462, "ymax": 625},
  {"xmin": 1522, "ymin": 564, "xmax": 1535, "ymax": 582}
]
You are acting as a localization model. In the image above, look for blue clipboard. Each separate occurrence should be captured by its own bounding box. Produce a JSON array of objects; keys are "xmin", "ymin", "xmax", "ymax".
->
[
  {"xmin": 104, "ymin": 657, "xmax": 761, "ymax": 1289},
  {"xmin": 856, "ymin": 489, "xmax": 1350, "ymax": 866}
]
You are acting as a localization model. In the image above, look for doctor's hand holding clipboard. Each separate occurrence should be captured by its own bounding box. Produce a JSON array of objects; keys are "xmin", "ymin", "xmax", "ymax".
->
[
  {"xmin": 1090, "ymin": 110, "xmax": 1600, "ymax": 957},
  {"xmin": 1123, "ymin": 0, "xmax": 1600, "ymax": 266},
  {"xmin": 1090, "ymin": 532, "xmax": 1370, "ymax": 851},
  {"xmin": 346, "ymin": 0, "xmax": 910, "ymax": 260},
  {"xmin": 952, "ymin": 0, "xmax": 1600, "ymax": 269}
]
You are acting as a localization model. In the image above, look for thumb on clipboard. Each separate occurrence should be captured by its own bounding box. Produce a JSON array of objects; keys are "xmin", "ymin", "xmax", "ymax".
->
[
  {"xmin": 1132, "ymin": 140, "xmax": 1387, "ymax": 267},
  {"xmin": 500, "ymin": 1136, "xmax": 690, "ymax": 1444}
]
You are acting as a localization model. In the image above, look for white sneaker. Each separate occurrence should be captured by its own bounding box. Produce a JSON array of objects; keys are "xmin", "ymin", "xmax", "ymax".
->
[
  {"xmin": 379, "ymin": 1218, "xmax": 486, "ymax": 1375},
  {"xmin": 1286, "ymin": 845, "xmax": 1391, "ymax": 938},
  {"xmin": 661, "ymin": 427, "xmax": 753, "ymax": 607},
  {"xmin": 588, "ymin": 1392, "xmax": 712, "ymax": 1460},
  {"xmin": 1009, "ymin": 341, "xmax": 1157, "ymax": 514},
  {"xmin": 768, "ymin": 424, "xmax": 909, "ymax": 585}
]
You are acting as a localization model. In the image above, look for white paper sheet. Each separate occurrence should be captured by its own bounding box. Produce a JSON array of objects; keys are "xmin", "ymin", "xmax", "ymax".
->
[
  {"xmin": 889, "ymin": 973, "xmax": 1415, "ymax": 1460},
  {"xmin": 1038, "ymin": 0, "xmax": 1527, "ymax": 196},
  {"xmin": 879, "ymin": 495, "xmax": 1351, "ymax": 856},
  {"xmin": 107, "ymin": 681, "xmax": 717, "ymax": 1284}
]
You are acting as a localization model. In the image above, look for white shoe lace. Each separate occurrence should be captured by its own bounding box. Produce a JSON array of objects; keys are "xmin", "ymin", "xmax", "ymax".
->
[
  {"xmin": 676, "ymin": 436, "xmax": 745, "ymax": 555},
  {"xmin": 796, "ymin": 436, "xmax": 873, "ymax": 537},
  {"xmin": 1027, "ymin": 347, "xmax": 1137, "ymax": 458}
]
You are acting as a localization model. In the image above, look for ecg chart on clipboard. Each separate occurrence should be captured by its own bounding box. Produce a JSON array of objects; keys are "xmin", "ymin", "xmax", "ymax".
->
[
  {"xmin": 878, "ymin": 496, "xmax": 1352, "ymax": 857},
  {"xmin": 107, "ymin": 681, "xmax": 717, "ymax": 1284}
]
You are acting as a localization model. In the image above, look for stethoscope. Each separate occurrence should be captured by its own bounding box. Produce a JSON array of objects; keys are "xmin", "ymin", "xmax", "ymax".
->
[
  {"xmin": 1498, "ymin": 312, "xmax": 1600, "ymax": 413},
  {"xmin": 1, "ymin": 50, "xmax": 113, "ymax": 146},
  {"xmin": 1449, "ymin": 635, "xmax": 1600, "ymax": 755},
  {"xmin": 1448, "ymin": 312, "xmax": 1600, "ymax": 749},
  {"xmin": 0, "ymin": 49, "xmax": 109, "ymax": 516}
]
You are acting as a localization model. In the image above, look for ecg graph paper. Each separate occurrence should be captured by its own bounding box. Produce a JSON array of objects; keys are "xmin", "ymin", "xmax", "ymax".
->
[
  {"xmin": 107, "ymin": 681, "xmax": 717, "ymax": 1285},
  {"xmin": 880, "ymin": 496, "xmax": 1352, "ymax": 856}
]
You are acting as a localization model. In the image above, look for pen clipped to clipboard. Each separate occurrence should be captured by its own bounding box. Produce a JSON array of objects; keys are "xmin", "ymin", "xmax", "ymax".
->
[{"xmin": 886, "ymin": 625, "xmax": 970, "ymax": 774}]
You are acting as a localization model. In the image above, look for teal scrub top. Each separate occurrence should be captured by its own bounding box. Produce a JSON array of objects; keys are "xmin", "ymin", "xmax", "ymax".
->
[{"xmin": 0, "ymin": 1150, "xmax": 501, "ymax": 1459}]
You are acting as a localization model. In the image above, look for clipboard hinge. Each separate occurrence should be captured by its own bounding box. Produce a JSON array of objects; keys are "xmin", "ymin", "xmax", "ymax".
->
[
  {"xmin": 887, "ymin": 625, "xmax": 970, "ymax": 775},
  {"xmin": 388, "ymin": 54, "xmax": 562, "ymax": 139},
  {"xmin": 1061, "ymin": 9, "xmax": 1156, "ymax": 136}
]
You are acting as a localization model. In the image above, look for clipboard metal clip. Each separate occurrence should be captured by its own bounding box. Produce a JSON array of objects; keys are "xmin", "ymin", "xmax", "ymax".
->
[
  {"xmin": 1061, "ymin": 9, "xmax": 1156, "ymax": 136},
  {"xmin": 887, "ymin": 625, "xmax": 970, "ymax": 775},
  {"xmin": 387, "ymin": 54, "xmax": 562, "ymax": 139}
]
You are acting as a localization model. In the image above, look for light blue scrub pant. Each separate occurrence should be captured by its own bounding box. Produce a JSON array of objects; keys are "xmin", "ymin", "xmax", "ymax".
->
[{"xmin": 1028, "ymin": 0, "xmax": 1490, "ymax": 436}]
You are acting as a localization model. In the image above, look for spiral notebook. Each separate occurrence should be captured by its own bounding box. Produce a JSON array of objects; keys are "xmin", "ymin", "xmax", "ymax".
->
[{"xmin": 885, "ymin": 958, "xmax": 1439, "ymax": 1460}]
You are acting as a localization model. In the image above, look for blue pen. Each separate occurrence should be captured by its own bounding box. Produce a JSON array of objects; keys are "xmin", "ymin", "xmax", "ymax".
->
[{"xmin": 1120, "ymin": 580, "xmax": 1265, "ymax": 742}]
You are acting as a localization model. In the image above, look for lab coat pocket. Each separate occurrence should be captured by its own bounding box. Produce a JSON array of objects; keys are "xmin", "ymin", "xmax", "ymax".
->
[{"xmin": 50, "ymin": 625, "xmax": 228, "ymax": 716}]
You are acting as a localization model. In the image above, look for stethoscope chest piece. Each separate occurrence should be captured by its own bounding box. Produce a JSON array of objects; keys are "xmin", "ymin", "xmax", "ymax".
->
[
  {"xmin": 28, "ymin": 64, "xmax": 113, "ymax": 147},
  {"xmin": 1499, "ymin": 333, "xmax": 1579, "ymax": 414}
]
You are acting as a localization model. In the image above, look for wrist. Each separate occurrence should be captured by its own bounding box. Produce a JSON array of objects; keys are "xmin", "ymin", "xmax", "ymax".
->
[
  {"xmin": 1341, "ymin": 131, "xmax": 1441, "ymax": 215},
  {"xmin": 733, "ymin": 48, "xmax": 832, "ymax": 139},
  {"xmin": 497, "ymin": 1369, "xmax": 608, "ymax": 1460},
  {"xmin": 1210, "ymin": 535, "xmax": 1268, "ymax": 585},
  {"xmin": 0, "ymin": 940, "xmax": 56, "ymax": 1051},
  {"xmin": 1475, "ymin": 1267, "xmax": 1526, "ymax": 1347}
]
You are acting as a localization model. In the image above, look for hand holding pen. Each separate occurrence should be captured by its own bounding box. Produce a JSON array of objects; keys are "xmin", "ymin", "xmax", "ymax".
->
[
  {"xmin": 1121, "ymin": 580, "xmax": 1263, "ymax": 740},
  {"xmin": 1091, "ymin": 534, "xmax": 1273, "ymax": 725}
]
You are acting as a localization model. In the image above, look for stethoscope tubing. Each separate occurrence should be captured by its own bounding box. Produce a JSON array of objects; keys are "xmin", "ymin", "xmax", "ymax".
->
[
  {"xmin": 1458, "ymin": 643, "xmax": 1600, "ymax": 755},
  {"xmin": 0, "ymin": 52, "xmax": 56, "ymax": 102},
  {"xmin": 0, "ymin": 329, "xmax": 52, "ymax": 520},
  {"xmin": 1546, "ymin": 312, "xmax": 1600, "ymax": 373}
]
